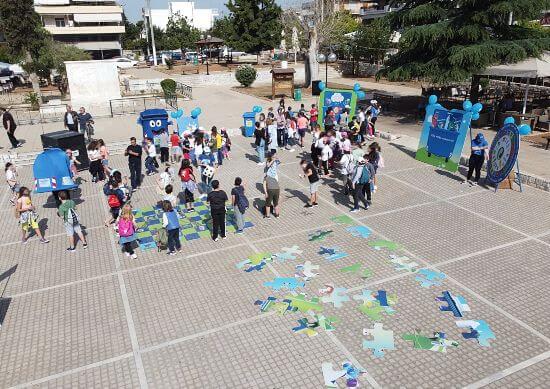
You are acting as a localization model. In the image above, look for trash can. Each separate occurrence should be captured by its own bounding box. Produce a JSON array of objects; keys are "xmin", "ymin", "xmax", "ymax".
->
[
  {"xmin": 294, "ymin": 88, "xmax": 302, "ymax": 101},
  {"xmin": 242, "ymin": 112, "xmax": 256, "ymax": 137}
]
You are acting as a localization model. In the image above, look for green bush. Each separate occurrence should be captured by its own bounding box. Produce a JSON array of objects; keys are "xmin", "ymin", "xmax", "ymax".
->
[
  {"xmin": 165, "ymin": 58, "xmax": 175, "ymax": 70},
  {"xmin": 24, "ymin": 92, "xmax": 40, "ymax": 110},
  {"xmin": 235, "ymin": 65, "xmax": 257, "ymax": 87},
  {"xmin": 160, "ymin": 78, "xmax": 177, "ymax": 93}
]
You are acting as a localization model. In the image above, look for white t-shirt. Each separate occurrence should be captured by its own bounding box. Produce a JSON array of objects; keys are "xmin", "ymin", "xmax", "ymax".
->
[
  {"xmin": 66, "ymin": 113, "xmax": 74, "ymax": 125},
  {"xmin": 159, "ymin": 172, "xmax": 171, "ymax": 188},
  {"xmin": 358, "ymin": 111, "xmax": 366, "ymax": 124},
  {"xmin": 340, "ymin": 153, "xmax": 354, "ymax": 175},
  {"xmin": 147, "ymin": 144, "xmax": 157, "ymax": 157},
  {"xmin": 6, "ymin": 169, "xmax": 16, "ymax": 183},
  {"xmin": 163, "ymin": 194, "xmax": 177, "ymax": 208},
  {"xmin": 321, "ymin": 145, "xmax": 333, "ymax": 161}
]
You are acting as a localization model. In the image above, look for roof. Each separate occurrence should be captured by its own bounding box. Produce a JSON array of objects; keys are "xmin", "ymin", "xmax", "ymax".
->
[
  {"xmin": 195, "ymin": 37, "xmax": 224, "ymax": 45},
  {"xmin": 271, "ymin": 68, "xmax": 296, "ymax": 74},
  {"xmin": 479, "ymin": 51, "xmax": 550, "ymax": 78}
]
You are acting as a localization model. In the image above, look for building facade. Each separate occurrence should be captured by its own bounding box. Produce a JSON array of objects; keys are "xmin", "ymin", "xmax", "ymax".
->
[
  {"xmin": 150, "ymin": 1, "xmax": 218, "ymax": 32},
  {"xmin": 337, "ymin": 0, "xmax": 402, "ymax": 22},
  {"xmin": 34, "ymin": 0, "xmax": 125, "ymax": 59}
]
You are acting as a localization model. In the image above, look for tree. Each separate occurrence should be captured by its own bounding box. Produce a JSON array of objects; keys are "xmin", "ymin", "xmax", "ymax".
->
[
  {"xmin": 166, "ymin": 13, "xmax": 201, "ymax": 53},
  {"xmin": 210, "ymin": 16, "xmax": 237, "ymax": 48},
  {"xmin": 380, "ymin": 0, "xmax": 550, "ymax": 89},
  {"xmin": 317, "ymin": 10, "xmax": 359, "ymax": 50},
  {"xmin": 0, "ymin": 0, "xmax": 49, "ymax": 101},
  {"xmin": 226, "ymin": 0, "xmax": 283, "ymax": 54},
  {"xmin": 351, "ymin": 18, "xmax": 393, "ymax": 64},
  {"xmin": 122, "ymin": 15, "xmax": 146, "ymax": 51}
]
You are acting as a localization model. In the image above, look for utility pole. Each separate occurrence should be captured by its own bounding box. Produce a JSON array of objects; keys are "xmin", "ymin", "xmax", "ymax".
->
[
  {"xmin": 146, "ymin": 0, "xmax": 158, "ymax": 66},
  {"xmin": 142, "ymin": 7, "xmax": 150, "ymax": 57}
]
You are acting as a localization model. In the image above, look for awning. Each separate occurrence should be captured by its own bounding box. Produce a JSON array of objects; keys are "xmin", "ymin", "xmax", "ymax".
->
[
  {"xmin": 73, "ymin": 41, "xmax": 121, "ymax": 51},
  {"xmin": 34, "ymin": 0, "xmax": 70, "ymax": 4},
  {"xmin": 73, "ymin": 13, "xmax": 122, "ymax": 23}
]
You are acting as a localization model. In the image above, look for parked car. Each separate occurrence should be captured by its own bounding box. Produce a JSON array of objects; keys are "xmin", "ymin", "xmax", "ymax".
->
[
  {"xmin": 111, "ymin": 57, "xmax": 138, "ymax": 68},
  {"xmin": 171, "ymin": 52, "xmax": 183, "ymax": 60},
  {"xmin": 185, "ymin": 51, "xmax": 206, "ymax": 62}
]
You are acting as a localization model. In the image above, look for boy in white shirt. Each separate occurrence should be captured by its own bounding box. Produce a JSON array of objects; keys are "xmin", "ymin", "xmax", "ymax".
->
[
  {"xmin": 5, "ymin": 162, "xmax": 19, "ymax": 205},
  {"xmin": 163, "ymin": 184, "xmax": 178, "ymax": 208}
]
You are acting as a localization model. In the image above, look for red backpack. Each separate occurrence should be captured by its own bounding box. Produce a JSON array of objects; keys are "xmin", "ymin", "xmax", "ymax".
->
[
  {"xmin": 180, "ymin": 167, "xmax": 192, "ymax": 182},
  {"xmin": 108, "ymin": 194, "xmax": 121, "ymax": 208}
]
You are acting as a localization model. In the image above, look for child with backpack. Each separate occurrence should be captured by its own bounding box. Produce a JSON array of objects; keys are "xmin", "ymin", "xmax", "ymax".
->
[
  {"xmin": 198, "ymin": 147, "xmax": 216, "ymax": 195},
  {"xmin": 221, "ymin": 128, "xmax": 232, "ymax": 160},
  {"xmin": 162, "ymin": 200, "xmax": 182, "ymax": 255},
  {"xmin": 118, "ymin": 204, "xmax": 138, "ymax": 259},
  {"xmin": 350, "ymin": 156, "xmax": 374, "ymax": 213},
  {"xmin": 179, "ymin": 159, "xmax": 196, "ymax": 211},
  {"xmin": 104, "ymin": 179, "xmax": 125, "ymax": 226},
  {"xmin": 367, "ymin": 142, "xmax": 383, "ymax": 193},
  {"xmin": 58, "ymin": 190, "xmax": 88, "ymax": 251},
  {"xmin": 339, "ymin": 148, "xmax": 355, "ymax": 196},
  {"xmin": 231, "ymin": 177, "xmax": 249, "ymax": 234}
]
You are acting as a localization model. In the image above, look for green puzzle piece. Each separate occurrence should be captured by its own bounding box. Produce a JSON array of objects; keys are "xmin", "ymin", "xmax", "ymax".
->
[
  {"xmin": 402, "ymin": 331, "xmax": 459, "ymax": 352},
  {"xmin": 402, "ymin": 333, "xmax": 434, "ymax": 350},
  {"xmin": 339, "ymin": 263, "xmax": 361, "ymax": 273},
  {"xmin": 368, "ymin": 240, "xmax": 400, "ymax": 251},
  {"xmin": 285, "ymin": 293, "xmax": 323, "ymax": 313},
  {"xmin": 358, "ymin": 303, "xmax": 386, "ymax": 321},
  {"xmin": 248, "ymin": 252, "xmax": 272, "ymax": 265},
  {"xmin": 330, "ymin": 215, "xmax": 355, "ymax": 225}
]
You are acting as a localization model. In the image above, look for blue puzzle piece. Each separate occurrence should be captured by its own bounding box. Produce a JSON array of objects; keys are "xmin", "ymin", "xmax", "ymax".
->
[
  {"xmin": 198, "ymin": 210, "xmax": 209, "ymax": 215},
  {"xmin": 184, "ymin": 233, "xmax": 200, "ymax": 241},
  {"xmin": 456, "ymin": 320, "xmax": 495, "ymax": 347},
  {"xmin": 190, "ymin": 216, "xmax": 202, "ymax": 222},
  {"xmin": 244, "ymin": 262, "xmax": 266, "ymax": 272},
  {"xmin": 346, "ymin": 225, "xmax": 372, "ymax": 238},
  {"xmin": 415, "ymin": 269, "xmax": 446, "ymax": 288},
  {"xmin": 325, "ymin": 252, "xmax": 349, "ymax": 262},
  {"xmin": 436, "ymin": 291, "xmax": 470, "ymax": 318},
  {"xmin": 139, "ymin": 235, "xmax": 155, "ymax": 243},
  {"xmin": 263, "ymin": 277, "xmax": 305, "ymax": 291},
  {"xmin": 244, "ymin": 221, "xmax": 254, "ymax": 228},
  {"xmin": 139, "ymin": 241, "xmax": 157, "ymax": 250},
  {"xmin": 318, "ymin": 246, "xmax": 338, "ymax": 256}
]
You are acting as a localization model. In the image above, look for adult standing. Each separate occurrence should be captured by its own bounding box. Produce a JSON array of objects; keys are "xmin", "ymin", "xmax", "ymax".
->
[
  {"xmin": 231, "ymin": 177, "xmax": 249, "ymax": 234},
  {"xmin": 158, "ymin": 129, "xmax": 170, "ymax": 164},
  {"xmin": 64, "ymin": 105, "xmax": 78, "ymax": 132},
  {"xmin": 87, "ymin": 140, "xmax": 104, "ymax": 182},
  {"xmin": 254, "ymin": 121, "xmax": 266, "ymax": 165},
  {"xmin": 350, "ymin": 157, "xmax": 374, "ymax": 213},
  {"xmin": 124, "ymin": 137, "xmax": 142, "ymax": 191},
  {"xmin": 206, "ymin": 179, "xmax": 228, "ymax": 241},
  {"xmin": 369, "ymin": 100, "xmax": 381, "ymax": 135},
  {"xmin": 0, "ymin": 106, "xmax": 21, "ymax": 148},
  {"xmin": 465, "ymin": 133, "xmax": 489, "ymax": 186},
  {"xmin": 77, "ymin": 107, "xmax": 93, "ymax": 136},
  {"xmin": 263, "ymin": 154, "xmax": 281, "ymax": 218}
]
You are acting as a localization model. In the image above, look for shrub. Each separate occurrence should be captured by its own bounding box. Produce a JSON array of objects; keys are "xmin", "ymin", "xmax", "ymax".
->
[
  {"xmin": 235, "ymin": 65, "xmax": 257, "ymax": 87},
  {"xmin": 165, "ymin": 58, "xmax": 175, "ymax": 70},
  {"xmin": 160, "ymin": 78, "xmax": 177, "ymax": 93},
  {"xmin": 24, "ymin": 92, "xmax": 40, "ymax": 110}
]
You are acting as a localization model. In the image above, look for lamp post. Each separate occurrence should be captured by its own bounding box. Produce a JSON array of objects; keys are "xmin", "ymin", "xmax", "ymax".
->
[{"xmin": 317, "ymin": 51, "xmax": 337, "ymax": 86}]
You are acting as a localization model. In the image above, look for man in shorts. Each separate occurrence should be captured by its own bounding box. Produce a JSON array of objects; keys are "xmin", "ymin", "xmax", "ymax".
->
[
  {"xmin": 263, "ymin": 154, "xmax": 281, "ymax": 218},
  {"xmin": 300, "ymin": 159, "xmax": 320, "ymax": 208}
]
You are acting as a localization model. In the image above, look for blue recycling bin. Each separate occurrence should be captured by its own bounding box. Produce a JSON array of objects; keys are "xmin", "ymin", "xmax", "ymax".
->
[{"xmin": 242, "ymin": 112, "xmax": 256, "ymax": 137}]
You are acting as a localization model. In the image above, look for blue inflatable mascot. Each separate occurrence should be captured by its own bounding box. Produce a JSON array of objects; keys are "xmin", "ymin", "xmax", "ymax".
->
[
  {"xmin": 33, "ymin": 148, "xmax": 78, "ymax": 193},
  {"xmin": 138, "ymin": 109, "xmax": 172, "ymax": 139},
  {"xmin": 170, "ymin": 107, "xmax": 202, "ymax": 135}
]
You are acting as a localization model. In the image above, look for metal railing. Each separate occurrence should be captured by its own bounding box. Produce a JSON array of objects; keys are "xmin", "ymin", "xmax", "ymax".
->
[
  {"xmin": 176, "ymin": 82, "xmax": 192, "ymax": 99},
  {"xmin": 109, "ymin": 96, "xmax": 172, "ymax": 117}
]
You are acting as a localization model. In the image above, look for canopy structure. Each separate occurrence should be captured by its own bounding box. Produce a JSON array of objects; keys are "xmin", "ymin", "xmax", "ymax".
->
[
  {"xmin": 195, "ymin": 37, "xmax": 224, "ymax": 62},
  {"xmin": 479, "ymin": 52, "xmax": 550, "ymax": 113},
  {"xmin": 33, "ymin": 148, "xmax": 77, "ymax": 193}
]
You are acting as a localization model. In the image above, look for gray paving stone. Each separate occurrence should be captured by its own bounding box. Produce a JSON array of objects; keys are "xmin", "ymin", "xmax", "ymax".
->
[{"xmin": 485, "ymin": 355, "xmax": 550, "ymax": 388}]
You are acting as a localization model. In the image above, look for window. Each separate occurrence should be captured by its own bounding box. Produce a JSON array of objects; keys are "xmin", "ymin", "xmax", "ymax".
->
[{"xmin": 55, "ymin": 18, "xmax": 65, "ymax": 27}]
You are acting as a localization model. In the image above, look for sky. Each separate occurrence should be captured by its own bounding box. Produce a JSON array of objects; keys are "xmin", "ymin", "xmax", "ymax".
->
[{"xmin": 120, "ymin": 0, "xmax": 302, "ymax": 22}]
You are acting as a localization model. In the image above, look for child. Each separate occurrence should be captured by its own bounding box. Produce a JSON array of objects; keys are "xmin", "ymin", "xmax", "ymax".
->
[
  {"xmin": 104, "ymin": 179, "xmax": 125, "ymax": 227},
  {"xmin": 266, "ymin": 118, "xmax": 278, "ymax": 155},
  {"xmin": 5, "ymin": 162, "xmax": 20, "ymax": 205},
  {"xmin": 309, "ymin": 104, "xmax": 318, "ymax": 130},
  {"xmin": 157, "ymin": 166, "xmax": 172, "ymax": 194},
  {"xmin": 144, "ymin": 137, "xmax": 158, "ymax": 175},
  {"xmin": 58, "ymin": 190, "xmax": 88, "ymax": 251},
  {"xmin": 220, "ymin": 128, "xmax": 232, "ymax": 160},
  {"xmin": 178, "ymin": 159, "xmax": 196, "ymax": 211},
  {"xmin": 231, "ymin": 177, "xmax": 249, "ymax": 234},
  {"xmin": 65, "ymin": 149, "xmax": 81, "ymax": 180},
  {"xmin": 320, "ymin": 138, "xmax": 333, "ymax": 176},
  {"xmin": 170, "ymin": 130, "xmax": 182, "ymax": 163},
  {"xmin": 163, "ymin": 184, "xmax": 178, "ymax": 208},
  {"xmin": 198, "ymin": 147, "xmax": 216, "ymax": 195},
  {"xmin": 296, "ymin": 112, "xmax": 308, "ymax": 149},
  {"xmin": 367, "ymin": 142, "xmax": 382, "ymax": 192},
  {"xmin": 162, "ymin": 200, "xmax": 182, "ymax": 255},
  {"xmin": 118, "ymin": 204, "xmax": 138, "ymax": 259},
  {"xmin": 15, "ymin": 186, "xmax": 49, "ymax": 244}
]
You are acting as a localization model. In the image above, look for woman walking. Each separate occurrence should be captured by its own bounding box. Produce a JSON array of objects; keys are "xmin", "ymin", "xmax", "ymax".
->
[{"xmin": 87, "ymin": 140, "xmax": 104, "ymax": 182}]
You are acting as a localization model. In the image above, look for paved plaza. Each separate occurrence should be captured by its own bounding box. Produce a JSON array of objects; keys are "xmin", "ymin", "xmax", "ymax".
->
[{"xmin": 1, "ymin": 123, "xmax": 550, "ymax": 388}]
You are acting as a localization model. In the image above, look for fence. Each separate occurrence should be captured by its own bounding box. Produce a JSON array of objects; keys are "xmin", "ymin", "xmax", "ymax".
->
[
  {"xmin": 123, "ymin": 79, "xmax": 193, "ymax": 100},
  {"xmin": 11, "ymin": 104, "xmax": 67, "ymax": 125},
  {"xmin": 109, "ymin": 96, "xmax": 172, "ymax": 117}
]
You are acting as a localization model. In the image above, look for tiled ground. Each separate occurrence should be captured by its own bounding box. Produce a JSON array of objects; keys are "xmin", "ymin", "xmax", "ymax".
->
[{"xmin": 0, "ymin": 131, "xmax": 549, "ymax": 388}]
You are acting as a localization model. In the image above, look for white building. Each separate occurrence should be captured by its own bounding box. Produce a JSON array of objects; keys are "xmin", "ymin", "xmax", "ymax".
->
[
  {"xmin": 150, "ymin": 1, "xmax": 218, "ymax": 32},
  {"xmin": 34, "ymin": 0, "xmax": 125, "ymax": 59}
]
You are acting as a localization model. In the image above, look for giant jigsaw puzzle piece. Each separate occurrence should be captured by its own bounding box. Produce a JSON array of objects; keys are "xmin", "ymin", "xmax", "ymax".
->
[
  {"xmin": 321, "ymin": 362, "xmax": 347, "ymax": 388},
  {"xmin": 415, "ymin": 268, "xmax": 446, "ymax": 288},
  {"xmin": 436, "ymin": 291, "xmax": 471, "ymax": 317},
  {"xmin": 285, "ymin": 293, "xmax": 323, "ymax": 313},
  {"xmin": 254, "ymin": 297, "xmax": 296, "ymax": 314},
  {"xmin": 346, "ymin": 225, "xmax": 372, "ymax": 238},
  {"xmin": 402, "ymin": 330, "xmax": 459, "ymax": 352},
  {"xmin": 264, "ymin": 277, "xmax": 305, "ymax": 291},
  {"xmin": 292, "ymin": 318, "xmax": 318, "ymax": 337},
  {"xmin": 363, "ymin": 323, "xmax": 395, "ymax": 358},
  {"xmin": 321, "ymin": 287, "xmax": 350, "ymax": 308},
  {"xmin": 456, "ymin": 320, "xmax": 495, "ymax": 347},
  {"xmin": 272, "ymin": 245, "xmax": 303, "ymax": 262},
  {"xmin": 309, "ymin": 230, "xmax": 333, "ymax": 241},
  {"xmin": 389, "ymin": 255, "xmax": 419, "ymax": 272},
  {"xmin": 318, "ymin": 246, "xmax": 349, "ymax": 262},
  {"xmin": 295, "ymin": 261, "xmax": 319, "ymax": 281},
  {"xmin": 368, "ymin": 240, "xmax": 400, "ymax": 251}
]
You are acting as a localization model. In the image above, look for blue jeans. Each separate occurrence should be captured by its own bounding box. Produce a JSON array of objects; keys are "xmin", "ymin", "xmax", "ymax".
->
[
  {"xmin": 167, "ymin": 228, "xmax": 181, "ymax": 252},
  {"xmin": 257, "ymin": 139, "xmax": 265, "ymax": 162},
  {"xmin": 234, "ymin": 206, "xmax": 245, "ymax": 231},
  {"xmin": 145, "ymin": 156, "xmax": 157, "ymax": 174}
]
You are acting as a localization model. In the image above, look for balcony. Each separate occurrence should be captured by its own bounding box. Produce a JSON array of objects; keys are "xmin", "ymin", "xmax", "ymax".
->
[
  {"xmin": 45, "ymin": 25, "xmax": 125, "ymax": 35},
  {"xmin": 35, "ymin": 5, "xmax": 123, "ymax": 15}
]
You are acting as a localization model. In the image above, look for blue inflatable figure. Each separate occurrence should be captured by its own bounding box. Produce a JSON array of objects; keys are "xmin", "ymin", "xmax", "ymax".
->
[
  {"xmin": 138, "ymin": 109, "xmax": 172, "ymax": 139},
  {"xmin": 172, "ymin": 107, "xmax": 202, "ymax": 136},
  {"xmin": 33, "ymin": 148, "xmax": 78, "ymax": 193}
]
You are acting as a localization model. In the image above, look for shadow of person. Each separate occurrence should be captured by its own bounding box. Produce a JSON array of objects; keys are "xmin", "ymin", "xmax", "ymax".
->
[{"xmin": 284, "ymin": 188, "xmax": 309, "ymax": 204}]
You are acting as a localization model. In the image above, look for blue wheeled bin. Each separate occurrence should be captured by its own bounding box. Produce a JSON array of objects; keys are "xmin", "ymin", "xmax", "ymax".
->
[{"xmin": 242, "ymin": 112, "xmax": 256, "ymax": 137}]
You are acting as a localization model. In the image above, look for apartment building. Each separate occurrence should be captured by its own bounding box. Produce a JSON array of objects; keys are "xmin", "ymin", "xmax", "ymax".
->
[
  {"xmin": 150, "ymin": 2, "xmax": 218, "ymax": 32},
  {"xmin": 337, "ymin": 0, "xmax": 402, "ymax": 22},
  {"xmin": 34, "ymin": 0, "xmax": 125, "ymax": 59}
]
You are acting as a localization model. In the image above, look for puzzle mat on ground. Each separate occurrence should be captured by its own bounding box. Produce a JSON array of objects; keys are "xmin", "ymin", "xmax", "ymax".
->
[{"xmin": 133, "ymin": 201, "xmax": 254, "ymax": 250}]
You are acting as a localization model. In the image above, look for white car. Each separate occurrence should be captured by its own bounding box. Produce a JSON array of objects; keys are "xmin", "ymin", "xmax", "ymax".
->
[{"xmin": 111, "ymin": 57, "xmax": 138, "ymax": 68}]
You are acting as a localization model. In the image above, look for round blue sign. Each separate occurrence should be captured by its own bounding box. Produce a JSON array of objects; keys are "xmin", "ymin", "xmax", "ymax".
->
[{"xmin": 487, "ymin": 123, "xmax": 520, "ymax": 184}]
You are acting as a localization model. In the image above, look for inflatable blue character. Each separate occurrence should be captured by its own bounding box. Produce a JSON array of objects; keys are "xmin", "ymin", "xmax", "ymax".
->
[
  {"xmin": 33, "ymin": 148, "xmax": 78, "ymax": 193},
  {"xmin": 171, "ymin": 107, "xmax": 202, "ymax": 136},
  {"xmin": 138, "ymin": 109, "xmax": 172, "ymax": 140}
]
